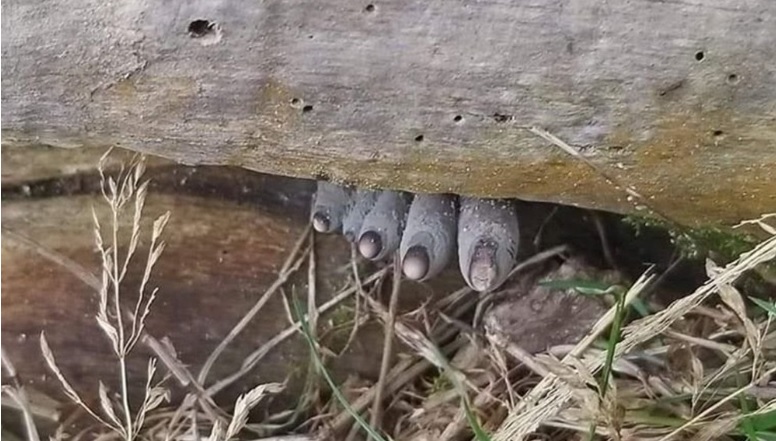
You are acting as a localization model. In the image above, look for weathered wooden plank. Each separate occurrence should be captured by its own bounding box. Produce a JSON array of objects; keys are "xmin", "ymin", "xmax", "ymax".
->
[
  {"xmin": 3, "ymin": 153, "xmax": 490, "ymax": 423},
  {"xmin": 1, "ymin": 168, "xmax": 398, "ymax": 415},
  {"xmin": 2, "ymin": 0, "xmax": 775, "ymax": 224},
  {"xmin": 0, "ymin": 145, "xmax": 171, "ymax": 185},
  {"xmin": 2, "ymin": 195, "xmax": 301, "ymax": 405}
]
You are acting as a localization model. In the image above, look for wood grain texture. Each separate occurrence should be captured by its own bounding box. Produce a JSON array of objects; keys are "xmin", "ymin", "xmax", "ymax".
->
[
  {"xmin": 1, "ymin": 145, "xmax": 171, "ymax": 185},
  {"xmin": 2, "ymin": 0, "xmax": 775, "ymax": 224},
  {"xmin": 1, "ymin": 156, "xmax": 478, "ymax": 427},
  {"xmin": 1, "ymin": 166, "xmax": 405, "ymax": 416},
  {"xmin": 2, "ymin": 194, "xmax": 315, "ymax": 406}
]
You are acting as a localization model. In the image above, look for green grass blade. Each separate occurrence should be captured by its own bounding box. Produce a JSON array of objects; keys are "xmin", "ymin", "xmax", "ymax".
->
[
  {"xmin": 754, "ymin": 432, "xmax": 776, "ymax": 441},
  {"xmin": 586, "ymin": 288, "xmax": 628, "ymax": 441},
  {"xmin": 461, "ymin": 393, "xmax": 492, "ymax": 441},
  {"xmin": 749, "ymin": 409, "xmax": 776, "ymax": 432},
  {"xmin": 539, "ymin": 278, "xmax": 617, "ymax": 296},
  {"xmin": 291, "ymin": 295, "xmax": 390, "ymax": 441},
  {"xmin": 404, "ymin": 327, "xmax": 491, "ymax": 440},
  {"xmin": 630, "ymin": 298, "xmax": 652, "ymax": 317},
  {"xmin": 599, "ymin": 289, "xmax": 626, "ymax": 398},
  {"xmin": 749, "ymin": 296, "xmax": 776, "ymax": 316},
  {"xmin": 736, "ymin": 373, "xmax": 758, "ymax": 441}
]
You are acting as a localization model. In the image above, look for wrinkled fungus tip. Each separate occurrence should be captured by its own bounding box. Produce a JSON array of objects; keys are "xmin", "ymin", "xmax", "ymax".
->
[{"xmin": 469, "ymin": 242, "xmax": 498, "ymax": 292}]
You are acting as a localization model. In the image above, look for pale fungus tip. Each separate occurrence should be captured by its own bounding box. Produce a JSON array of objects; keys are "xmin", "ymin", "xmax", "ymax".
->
[
  {"xmin": 312, "ymin": 212, "xmax": 331, "ymax": 233},
  {"xmin": 358, "ymin": 230, "xmax": 383, "ymax": 259},
  {"xmin": 402, "ymin": 245, "xmax": 430, "ymax": 280}
]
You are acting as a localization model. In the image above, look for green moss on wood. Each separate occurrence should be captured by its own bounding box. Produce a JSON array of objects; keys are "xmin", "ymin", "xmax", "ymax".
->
[{"xmin": 623, "ymin": 214, "xmax": 759, "ymax": 262}]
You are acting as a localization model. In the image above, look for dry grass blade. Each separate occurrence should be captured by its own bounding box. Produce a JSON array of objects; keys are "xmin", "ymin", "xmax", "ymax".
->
[
  {"xmin": 689, "ymin": 417, "xmax": 738, "ymax": 441},
  {"xmin": 1, "ymin": 226, "xmax": 102, "ymax": 290},
  {"xmin": 20, "ymin": 153, "xmax": 187, "ymax": 441},
  {"xmin": 298, "ymin": 231, "xmax": 322, "ymax": 425},
  {"xmin": 307, "ymin": 233, "xmax": 319, "ymax": 344},
  {"xmin": 388, "ymin": 318, "xmax": 490, "ymax": 440},
  {"xmin": 128, "ymin": 211, "xmax": 171, "ymax": 351},
  {"xmin": 328, "ymin": 357, "xmax": 427, "ymax": 434},
  {"xmin": 135, "ymin": 359, "xmax": 171, "ymax": 433},
  {"xmin": 487, "ymin": 335, "xmax": 551, "ymax": 380},
  {"xmin": 98, "ymin": 381, "xmax": 123, "ymax": 430},
  {"xmin": 249, "ymin": 436, "xmax": 320, "ymax": 441},
  {"xmin": 713, "ymin": 276, "xmax": 759, "ymax": 354},
  {"xmin": 734, "ymin": 213, "xmax": 776, "ymax": 235},
  {"xmin": 370, "ymin": 254, "xmax": 402, "ymax": 429},
  {"xmin": 625, "ymin": 236, "xmax": 776, "ymax": 345},
  {"xmin": 3, "ymin": 226, "xmax": 227, "ymax": 432},
  {"xmin": 205, "ymin": 267, "xmax": 389, "ymax": 396},
  {"xmin": 1, "ymin": 349, "xmax": 42, "ymax": 441},
  {"xmin": 197, "ymin": 225, "xmax": 311, "ymax": 386},
  {"xmin": 657, "ymin": 367, "xmax": 776, "ymax": 441},
  {"xmin": 328, "ymin": 306, "xmax": 473, "ymax": 434},
  {"xmin": 505, "ymin": 245, "xmax": 570, "ymax": 281},
  {"xmin": 39, "ymin": 333, "xmax": 120, "ymax": 433},
  {"xmin": 291, "ymin": 295, "xmax": 389, "ymax": 441},
  {"xmin": 206, "ymin": 420, "xmax": 225, "ymax": 441},
  {"xmin": 224, "ymin": 383, "xmax": 285, "ymax": 440},
  {"xmin": 340, "ymin": 245, "xmax": 369, "ymax": 356},
  {"xmin": 494, "ymin": 236, "xmax": 776, "ymax": 440},
  {"xmin": 492, "ymin": 272, "xmax": 653, "ymax": 440}
]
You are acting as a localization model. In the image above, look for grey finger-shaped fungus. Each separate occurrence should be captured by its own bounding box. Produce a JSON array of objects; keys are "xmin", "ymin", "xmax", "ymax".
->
[
  {"xmin": 358, "ymin": 190, "xmax": 411, "ymax": 261},
  {"xmin": 311, "ymin": 181, "xmax": 350, "ymax": 233},
  {"xmin": 342, "ymin": 189, "xmax": 380, "ymax": 243},
  {"xmin": 457, "ymin": 197, "xmax": 520, "ymax": 292},
  {"xmin": 400, "ymin": 194, "xmax": 457, "ymax": 281}
]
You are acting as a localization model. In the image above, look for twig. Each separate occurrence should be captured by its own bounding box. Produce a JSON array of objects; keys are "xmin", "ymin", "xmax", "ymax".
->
[
  {"xmin": 308, "ymin": 232, "xmax": 319, "ymax": 342},
  {"xmin": 328, "ymin": 339, "xmax": 466, "ymax": 434},
  {"xmin": 339, "ymin": 245, "xmax": 369, "ymax": 357},
  {"xmin": 532, "ymin": 206, "xmax": 559, "ymax": 249},
  {"xmin": 370, "ymin": 254, "xmax": 402, "ymax": 429},
  {"xmin": 293, "ymin": 296, "xmax": 389, "ymax": 441},
  {"xmin": 2, "ymin": 226, "xmax": 101, "ymax": 289},
  {"xmin": 591, "ymin": 211, "xmax": 617, "ymax": 271},
  {"xmin": 197, "ymin": 225, "xmax": 311, "ymax": 386},
  {"xmin": 505, "ymin": 245, "xmax": 570, "ymax": 281},
  {"xmin": 486, "ymin": 336, "xmax": 551, "ymax": 379},
  {"xmin": 205, "ymin": 268, "xmax": 389, "ymax": 396}
]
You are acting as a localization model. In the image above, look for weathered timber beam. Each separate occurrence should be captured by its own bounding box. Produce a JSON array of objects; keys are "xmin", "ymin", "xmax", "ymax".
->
[{"xmin": 2, "ymin": 0, "xmax": 775, "ymax": 224}]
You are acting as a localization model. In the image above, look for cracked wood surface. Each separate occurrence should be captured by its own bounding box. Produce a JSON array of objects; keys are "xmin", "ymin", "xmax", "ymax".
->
[{"xmin": 2, "ymin": 0, "xmax": 775, "ymax": 224}]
